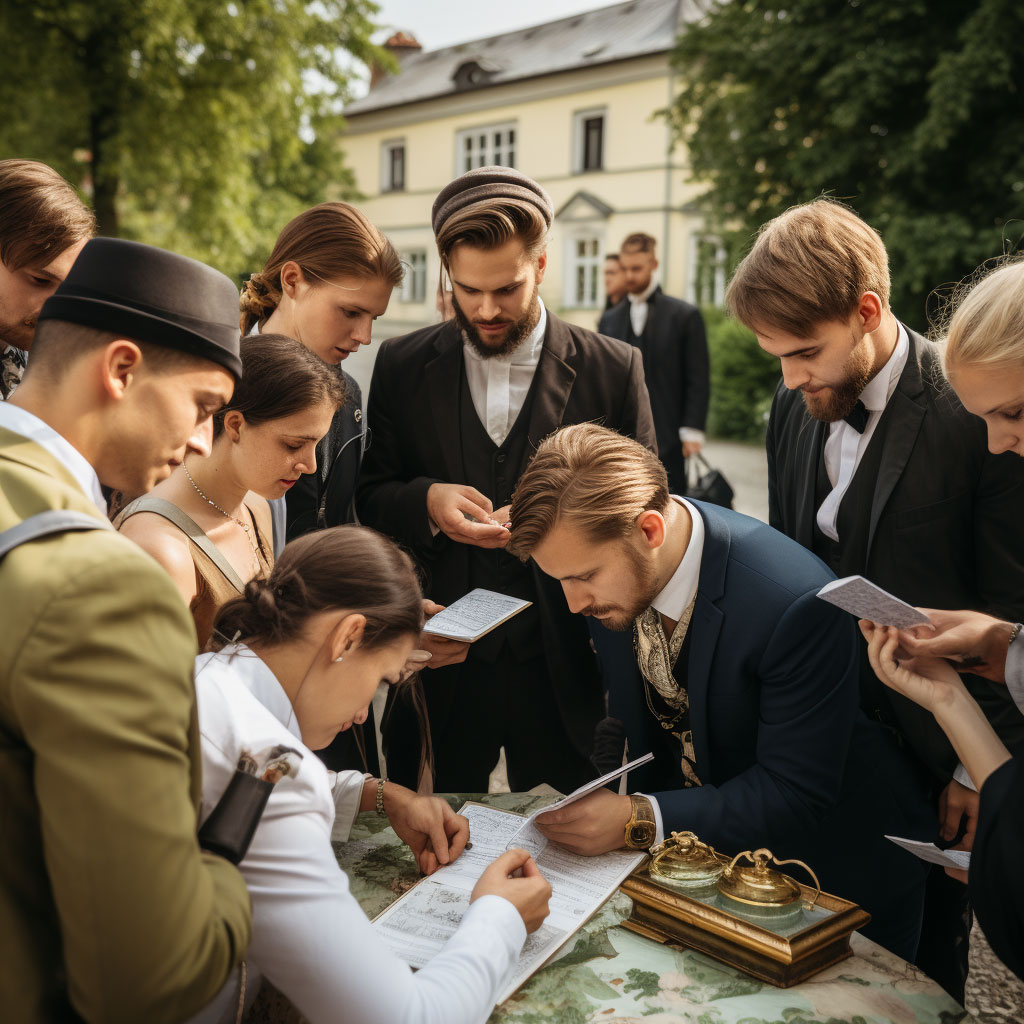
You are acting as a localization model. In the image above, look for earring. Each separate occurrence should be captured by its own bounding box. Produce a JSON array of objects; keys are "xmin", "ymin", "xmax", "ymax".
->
[{"xmin": 334, "ymin": 655, "xmax": 344, "ymax": 663}]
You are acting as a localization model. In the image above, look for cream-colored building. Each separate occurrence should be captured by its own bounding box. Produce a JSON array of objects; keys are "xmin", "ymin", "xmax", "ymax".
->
[{"xmin": 341, "ymin": 0, "xmax": 723, "ymax": 337}]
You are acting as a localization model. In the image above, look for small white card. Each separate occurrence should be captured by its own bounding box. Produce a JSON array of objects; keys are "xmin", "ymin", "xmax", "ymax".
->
[
  {"xmin": 817, "ymin": 575, "xmax": 931, "ymax": 629},
  {"xmin": 885, "ymin": 835, "xmax": 971, "ymax": 870},
  {"xmin": 422, "ymin": 589, "xmax": 532, "ymax": 643}
]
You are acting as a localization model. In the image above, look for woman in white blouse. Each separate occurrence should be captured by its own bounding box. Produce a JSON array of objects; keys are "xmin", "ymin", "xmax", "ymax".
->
[{"xmin": 190, "ymin": 525, "xmax": 551, "ymax": 1023}]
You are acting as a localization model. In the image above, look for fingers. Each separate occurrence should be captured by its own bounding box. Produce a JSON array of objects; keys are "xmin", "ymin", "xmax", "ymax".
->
[
  {"xmin": 445, "ymin": 812, "xmax": 470, "ymax": 861},
  {"xmin": 493, "ymin": 847, "xmax": 532, "ymax": 875},
  {"xmin": 944, "ymin": 866, "xmax": 969, "ymax": 885},
  {"xmin": 422, "ymin": 599, "xmax": 445, "ymax": 616},
  {"xmin": 427, "ymin": 815, "xmax": 450, "ymax": 866},
  {"xmin": 517, "ymin": 854, "xmax": 542, "ymax": 878}
]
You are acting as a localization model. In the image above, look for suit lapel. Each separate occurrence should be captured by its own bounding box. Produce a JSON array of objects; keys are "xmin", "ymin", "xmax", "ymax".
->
[
  {"xmin": 865, "ymin": 328, "xmax": 928, "ymax": 559},
  {"xmin": 425, "ymin": 325, "xmax": 467, "ymax": 484},
  {"xmin": 793, "ymin": 415, "xmax": 826, "ymax": 548},
  {"xmin": 522, "ymin": 313, "xmax": 577, "ymax": 473}
]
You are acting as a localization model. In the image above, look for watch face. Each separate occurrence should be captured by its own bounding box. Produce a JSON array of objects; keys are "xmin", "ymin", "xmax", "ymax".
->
[{"xmin": 630, "ymin": 824, "xmax": 655, "ymax": 846}]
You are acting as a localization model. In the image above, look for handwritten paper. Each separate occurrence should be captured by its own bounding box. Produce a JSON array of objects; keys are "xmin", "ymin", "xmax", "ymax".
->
[
  {"xmin": 422, "ymin": 588, "xmax": 532, "ymax": 643},
  {"xmin": 886, "ymin": 835, "xmax": 971, "ymax": 871},
  {"xmin": 817, "ymin": 576, "xmax": 932, "ymax": 629}
]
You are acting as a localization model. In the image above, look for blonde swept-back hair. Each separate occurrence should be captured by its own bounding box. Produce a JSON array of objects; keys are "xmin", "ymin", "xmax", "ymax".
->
[
  {"xmin": 240, "ymin": 202, "xmax": 403, "ymax": 333},
  {"xmin": 726, "ymin": 198, "xmax": 890, "ymax": 337},
  {"xmin": 435, "ymin": 199, "xmax": 548, "ymax": 271},
  {"xmin": 943, "ymin": 260, "xmax": 1024, "ymax": 379},
  {"xmin": 509, "ymin": 423, "xmax": 669, "ymax": 560}
]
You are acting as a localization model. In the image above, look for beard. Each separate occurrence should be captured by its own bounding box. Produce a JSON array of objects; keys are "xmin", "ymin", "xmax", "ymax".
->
[
  {"xmin": 453, "ymin": 286, "xmax": 541, "ymax": 359},
  {"xmin": 581, "ymin": 543, "xmax": 660, "ymax": 631},
  {"xmin": 801, "ymin": 333, "xmax": 875, "ymax": 422},
  {"xmin": 0, "ymin": 315, "xmax": 35, "ymax": 351}
]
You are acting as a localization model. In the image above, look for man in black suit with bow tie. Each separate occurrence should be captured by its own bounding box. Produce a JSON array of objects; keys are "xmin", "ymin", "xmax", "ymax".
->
[
  {"xmin": 357, "ymin": 167, "xmax": 655, "ymax": 795},
  {"xmin": 727, "ymin": 198, "xmax": 1024, "ymax": 999}
]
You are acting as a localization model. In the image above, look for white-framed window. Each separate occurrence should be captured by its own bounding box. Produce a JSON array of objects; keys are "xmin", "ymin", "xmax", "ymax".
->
[
  {"xmin": 381, "ymin": 139, "xmax": 405, "ymax": 193},
  {"xmin": 563, "ymin": 233, "xmax": 603, "ymax": 308},
  {"xmin": 455, "ymin": 122, "xmax": 516, "ymax": 174},
  {"xmin": 400, "ymin": 250, "xmax": 427, "ymax": 304},
  {"xmin": 572, "ymin": 108, "xmax": 606, "ymax": 173},
  {"xmin": 688, "ymin": 234, "xmax": 728, "ymax": 307}
]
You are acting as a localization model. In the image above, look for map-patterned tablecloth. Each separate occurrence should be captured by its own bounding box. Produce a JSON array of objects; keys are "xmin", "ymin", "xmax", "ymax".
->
[{"xmin": 336, "ymin": 792, "xmax": 971, "ymax": 1024}]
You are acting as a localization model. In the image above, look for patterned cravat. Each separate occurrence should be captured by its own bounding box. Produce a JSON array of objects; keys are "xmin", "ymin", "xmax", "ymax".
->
[
  {"xmin": 633, "ymin": 597, "xmax": 701, "ymax": 787},
  {"xmin": 1, "ymin": 345, "xmax": 27, "ymax": 400}
]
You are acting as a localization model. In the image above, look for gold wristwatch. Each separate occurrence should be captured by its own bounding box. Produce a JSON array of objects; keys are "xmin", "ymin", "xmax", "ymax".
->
[{"xmin": 624, "ymin": 794, "xmax": 657, "ymax": 850}]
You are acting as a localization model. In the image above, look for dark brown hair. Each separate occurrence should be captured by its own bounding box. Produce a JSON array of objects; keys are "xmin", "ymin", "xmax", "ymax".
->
[
  {"xmin": 620, "ymin": 233, "xmax": 657, "ymax": 255},
  {"xmin": 726, "ymin": 198, "xmax": 890, "ymax": 337},
  {"xmin": 240, "ymin": 202, "xmax": 403, "ymax": 334},
  {"xmin": 214, "ymin": 333, "xmax": 345, "ymax": 438},
  {"xmin": 435, "ymin": 199, "xmax": 548, "ymax": 270},
  {"xmin": 0, "ymin": 159, "xmax": 95, "ymax": 271},
  {"xmin": 510, "ymin": 423, "xmax": 669, "ymax": 560}
]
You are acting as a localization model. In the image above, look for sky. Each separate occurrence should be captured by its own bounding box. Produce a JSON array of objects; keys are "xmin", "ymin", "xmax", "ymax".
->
[{"xmin": 371, "ymin": 0, "xmax": 624, "ymax": 52}]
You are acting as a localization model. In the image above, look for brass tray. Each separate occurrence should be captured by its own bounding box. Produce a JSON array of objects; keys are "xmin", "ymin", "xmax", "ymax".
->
[{"xmin": 620, "ymin": 854, "xmax": 871, "ymax": 987}]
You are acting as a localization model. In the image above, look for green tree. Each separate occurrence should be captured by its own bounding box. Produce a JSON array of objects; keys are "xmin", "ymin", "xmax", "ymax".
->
[
  {"xmin": 0, "ymin": 0, "xmax": 387, "ymax": 279},
  {"xmin": 668, "ymin": 0, "xmax": 1024, "ymax": 329}
]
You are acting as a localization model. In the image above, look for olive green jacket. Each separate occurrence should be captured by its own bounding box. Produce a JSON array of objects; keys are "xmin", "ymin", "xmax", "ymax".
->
[{"xmin": 0, "ymin": 426, "xmax": 251, "ymax": 1023}]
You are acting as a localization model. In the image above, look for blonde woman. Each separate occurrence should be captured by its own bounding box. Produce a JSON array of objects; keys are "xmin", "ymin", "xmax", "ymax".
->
[{"xmin": 861, "ymin": 259, "xmax": 1024, "ymax": 981}]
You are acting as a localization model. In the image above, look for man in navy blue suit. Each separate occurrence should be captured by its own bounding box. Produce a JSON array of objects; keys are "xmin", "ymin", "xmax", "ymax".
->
[{"xmin": 509, "ymin": 422, "xmax": 935, "ymax": 960}]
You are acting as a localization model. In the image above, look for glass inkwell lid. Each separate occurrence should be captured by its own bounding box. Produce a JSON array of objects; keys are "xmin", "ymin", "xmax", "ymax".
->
[
  {"xmin": 716, "ymin": 848, "xmax": 821, "ymax": 924},
  {"xmin": 649, "ymin": 831, "xmax": 724, "ymax": 891}
]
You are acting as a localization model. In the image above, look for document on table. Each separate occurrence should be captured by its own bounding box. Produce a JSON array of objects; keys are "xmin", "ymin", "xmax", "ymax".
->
[
  {"xmin": 506, "ymin": 752, "xmax": 655, "ymax": 858},
  {"xmin": 372, "ymin": 802, "xmax": 645, "ymax": 1005},
  {"xmin": 817, "ymin": 575, "xmax": 932, "ymax": 629},
  {"xmin": 886, "ymin": 835, "xmax": 971, "ymax": 871},
  {"xmin": 421, "ymin": 588, "xmax": 532, "ymax": 643}
]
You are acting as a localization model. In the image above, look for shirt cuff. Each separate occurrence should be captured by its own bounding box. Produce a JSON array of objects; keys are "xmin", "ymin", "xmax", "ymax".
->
[
  {"xmin": 329, "ymin": 770, "xmax": 374, "ymax": 842},
  {"xmin": 1006, "ymin": 625, "xmax": 1024, "ymax": 716},
  {"xmin": 679, "ymin": 428, "xmax": 705, "ymax": 445},
  {"xmin": 952, "ymin": 763, "xmax": 978, "ymax": 792},
  {"xmin": 638, "ymin": 793, "xmax": 665, "ymax": 846}
]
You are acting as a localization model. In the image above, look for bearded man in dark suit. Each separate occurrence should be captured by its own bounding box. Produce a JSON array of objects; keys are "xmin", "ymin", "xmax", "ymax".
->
[
  {"xmin": 727, "ymin": 197, "xmax": 1024, "ymax": 1000},
  {"xmin": 356, "ymin": 167, "xmax": 656, "ymax": 794}
]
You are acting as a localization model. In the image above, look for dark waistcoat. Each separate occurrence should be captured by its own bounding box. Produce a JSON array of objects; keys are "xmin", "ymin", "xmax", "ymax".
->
[{"xmin": 458, "ymin": 366, "xmax": 542, "ymax": 663}]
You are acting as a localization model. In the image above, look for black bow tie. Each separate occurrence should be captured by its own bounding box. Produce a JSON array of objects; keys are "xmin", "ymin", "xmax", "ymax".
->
[{"xmin": 843, "ymin": 400, "xmax": 869, "ymax": 433}]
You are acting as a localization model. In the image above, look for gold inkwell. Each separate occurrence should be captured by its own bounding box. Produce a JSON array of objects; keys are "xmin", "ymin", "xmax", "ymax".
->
[{"xmin": 622, "ymin": 834, "xmax": 870, "ymax": 986}]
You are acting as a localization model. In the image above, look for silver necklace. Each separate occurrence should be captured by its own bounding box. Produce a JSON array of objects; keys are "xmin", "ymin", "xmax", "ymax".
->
[{"xmin": 182, "ymin": 461, "xmax": 259, "ymax": 556}]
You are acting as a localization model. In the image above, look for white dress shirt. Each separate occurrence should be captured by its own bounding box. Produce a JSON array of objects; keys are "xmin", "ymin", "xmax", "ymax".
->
[
  {"xmin": 1006, "ymin": 631, "xmax": 1024, "ymax": 716},
  {"xmin": 190, "ymin": 644, "xmax": 525, "ymax": 1024},
  {"xmin": 637, "ymin": 496, "xmax": 705, "ymax": 845},
  {"xmin": 816, "ymin": 324, "xmax": 909, "ymax": 541},
  {"xmin": 462, "ymin": 301, "xmax": 547, "ymax": 446},
  {"xmin": 0, "ymin": 401, "xmax": 106, "ymax": 511}
]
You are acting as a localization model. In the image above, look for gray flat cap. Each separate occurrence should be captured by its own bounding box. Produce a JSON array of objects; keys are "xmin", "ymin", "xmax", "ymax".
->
[{"xmin": 432, "ymin": 166, "xmax": 554, "ymax": 236}]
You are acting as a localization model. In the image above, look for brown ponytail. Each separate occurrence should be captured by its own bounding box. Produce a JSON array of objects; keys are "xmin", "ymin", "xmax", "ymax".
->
[{"xmin": 240, "ymin": 202, "xmax": 404, "ymax": 334}]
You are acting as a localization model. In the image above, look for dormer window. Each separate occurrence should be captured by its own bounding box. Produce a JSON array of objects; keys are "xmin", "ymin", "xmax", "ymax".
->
[{"xmin": 452, "ymin": 58, "xmax": 501, "ymax": 92}]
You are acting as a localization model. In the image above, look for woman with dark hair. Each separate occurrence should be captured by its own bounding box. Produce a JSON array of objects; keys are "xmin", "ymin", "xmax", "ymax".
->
[
  {"xmin": 189, "ymin": 527, "xmax": 551, "ymax": 1024},
  {"xmin": 116, "ymin": 333, "xmax": 344, "ymax": 648}
]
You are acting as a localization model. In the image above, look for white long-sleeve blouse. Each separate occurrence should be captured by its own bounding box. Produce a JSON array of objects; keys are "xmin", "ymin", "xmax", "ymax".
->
[{"xmin": 189, "ymin": 644, "xmax": 525, "ymax": 1024}]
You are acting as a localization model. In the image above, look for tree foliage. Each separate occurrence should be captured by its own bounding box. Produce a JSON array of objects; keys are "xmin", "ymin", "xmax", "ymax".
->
[
  {"xmin": 0, "ymin": 0, "xmax": 387, "ymax": 280},
  {"xmin": 668, "ymin": 0, "xmax": 1024, "ymax": 329}
]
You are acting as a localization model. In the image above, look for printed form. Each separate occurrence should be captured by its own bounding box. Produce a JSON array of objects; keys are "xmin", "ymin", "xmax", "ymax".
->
[{"xmin": 421, "ymin": 589, "xmax": 532, "ymax": 643}]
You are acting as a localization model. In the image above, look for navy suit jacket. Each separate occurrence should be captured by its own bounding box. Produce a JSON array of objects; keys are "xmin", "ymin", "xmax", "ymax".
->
[{"xmin": 589, "ymin": 501, "xmax": 934, "ymax": 937}]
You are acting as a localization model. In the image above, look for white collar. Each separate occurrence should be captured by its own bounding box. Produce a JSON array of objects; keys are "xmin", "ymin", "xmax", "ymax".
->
[
  {"xmin": 859, "ymin": 321, "xmax": 909, "ymax": 412},
  {"xmin": 650, "ymin": 496, "xmax": 705, "ymax": 623},
  {"xmin": 0, "ymin": 402, "xmax": 106, "ymax": 512},
  {"xmin": 462, "ymin": 299, "xmax": 547, "ymax": 367},
  {"xmin": 628, "ymin": 276, "xmax": 659, "ymax": 306},
  {"xmin": 205, "ymin": 643, "xmax": 303, "ymax": 742}
]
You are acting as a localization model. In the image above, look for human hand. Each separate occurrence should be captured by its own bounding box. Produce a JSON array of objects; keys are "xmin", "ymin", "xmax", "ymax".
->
[
  {"xmin": 938, "ymin": 779, "xmax": 979, "ymax": 851},
  {"xmin": 417, "ymin": 599, "xmax": 471, "ymax": 669},
  {"xmin": 682, "ymin": 440, "xmax": 703, "ymax": 459},
  {"xmin": 533, "ymin": 788, "xmax": 632, "ymax": 856},
  {"xmin": 384, "ymin": 784, "xmax": 470, "ymax": 875},
  {"xmin": 860, "ymin": 621, "xmax": 966, "ymax": 714},
  {"xmin": 898, "ymin": 609, "xmax": 1013, "ymax": 684},
  {"xmin": 944, "ymin": 866, "xmax": 969, "ymax": 885},
  {"xmin": 426, "ymin": 483, "xmax": 511, "ymax": 549},
  {"xmin": 491, "ymin": 504, "xmax": 512, "ymax": 530},
  {"xmin": 471, "ymin": 848, "xmax": 552, "ymax": 933}
]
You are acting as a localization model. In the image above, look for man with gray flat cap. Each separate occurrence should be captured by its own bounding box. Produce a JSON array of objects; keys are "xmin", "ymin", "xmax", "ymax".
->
[
  {"xmin": 358, "ymin": 166, "xmax": 655, "ymax": 794},
  {"xmin": 0, "ymin": 238, "xmax": 252, "ymax": 1023}
]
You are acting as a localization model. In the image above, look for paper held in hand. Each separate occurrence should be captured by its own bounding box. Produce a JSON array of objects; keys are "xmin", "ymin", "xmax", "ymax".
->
[
  {"xmin": 816, "ymin": 575, "xmax": 932, "ymax": 629},
  {"xmin": 885, "ymin": 835, "xmax": 971, "ymax": 871},
  {"xmin": 422, "ymin": 588, "xmax": 532, "ymax": 643}
]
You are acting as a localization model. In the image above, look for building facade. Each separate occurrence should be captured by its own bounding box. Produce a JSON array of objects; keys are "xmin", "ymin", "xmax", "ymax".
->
[{"xmin": 341, "ymin": 0, "xmax": 721, "ymax": 337}]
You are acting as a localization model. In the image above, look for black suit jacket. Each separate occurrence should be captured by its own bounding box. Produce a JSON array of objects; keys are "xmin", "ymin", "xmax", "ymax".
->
[
  {"xmin": 767, "ymin": 326, "xmax": 1024, "ymax": 779},
  {"xmin": 598, "ymin": 286, "xmax": 710, "ymax": 457},
  {"xmin": 355, "ymin": 310, "xmax": 656, "ymax": 755}
]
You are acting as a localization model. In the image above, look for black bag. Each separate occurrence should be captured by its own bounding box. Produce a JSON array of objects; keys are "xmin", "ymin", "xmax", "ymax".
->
[{"xmin": 686, "ymin": 451, "xmax": 734, "ymax": 509}]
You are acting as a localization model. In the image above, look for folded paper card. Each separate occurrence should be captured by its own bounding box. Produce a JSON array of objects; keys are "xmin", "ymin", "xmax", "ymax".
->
[
  {"xmin": 422, "ymin": 588, "xmax": 532, "ymax": 643},
  {"xmin": 817, "ymin": 575, "xmax": 931, "ymax": 629}
]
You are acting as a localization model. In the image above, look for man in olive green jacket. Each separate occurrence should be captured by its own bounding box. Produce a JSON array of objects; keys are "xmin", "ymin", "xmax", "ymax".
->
[{"xmin": 0, "ymin": 238, "xmax": 251, "ymax": 1022}]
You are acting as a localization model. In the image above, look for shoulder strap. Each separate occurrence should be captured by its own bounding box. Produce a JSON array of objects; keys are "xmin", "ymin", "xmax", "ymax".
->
[
  {"xmin": 119, "ymin": 496, "xmax": 247, "ymax": 593},
  {"xmin": 0, "ymin": 509, "xmax": 114, "ymax": 562}
]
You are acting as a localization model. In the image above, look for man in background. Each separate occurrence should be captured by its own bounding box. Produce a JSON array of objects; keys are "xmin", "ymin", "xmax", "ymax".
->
[
  {"xmin": 602, "ymin": 253, "xmax": 625, "ymax": 310},
  {"xmin": 599, "ymin": 233, "xmax": 709, "ymax": 494},
  {"xmin": 0, "ymin": 159, "xmax": 94, "ymax": 399}
]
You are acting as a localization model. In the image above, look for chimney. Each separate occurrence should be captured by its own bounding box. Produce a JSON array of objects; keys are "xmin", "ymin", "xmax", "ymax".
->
[{"xmin": 370, "ymin": 31, "xmax": 422, "ymax": 89}]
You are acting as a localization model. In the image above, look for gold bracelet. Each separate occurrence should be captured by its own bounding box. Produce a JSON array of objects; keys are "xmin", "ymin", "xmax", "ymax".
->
[{"xmin": 376, "ymin": 778, "xmax": 386, "ymax": 816}]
